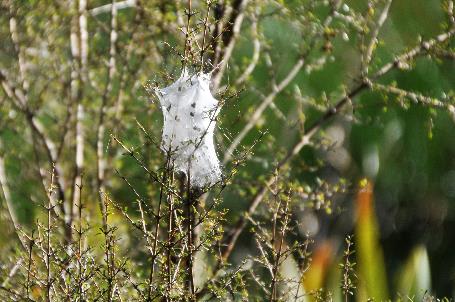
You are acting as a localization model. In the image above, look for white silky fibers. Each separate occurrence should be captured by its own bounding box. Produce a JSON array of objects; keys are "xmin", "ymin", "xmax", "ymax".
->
[{"xmin": 155, "ymin": 70, "xmax": 222, "ymax": 188}]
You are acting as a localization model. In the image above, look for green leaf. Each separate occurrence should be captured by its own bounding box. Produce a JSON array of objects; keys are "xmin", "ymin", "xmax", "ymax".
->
[
  {"xmin": 396, "ymin": 245, "xmax": 431, "ymax": 301},
  {"xmin": 355, "ymin": 179, "xmax": 389, "ymax": 301}
]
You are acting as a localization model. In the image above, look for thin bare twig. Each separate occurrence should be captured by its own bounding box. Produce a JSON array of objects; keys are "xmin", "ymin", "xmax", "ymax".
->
[
  {"xmin": 223, "ymin": 58, "xmax": 304, "ymax": 163},
  {"xmin": 234, "ymin": 9, "xmax": 260, "ymax": 86},
  {"xmin": 0, "ymin": 70, "xmax": 66, "ymax": 219},
  {"xmin": 90, "ymin": 0, "xmax": 136, "ymax": 16},
  {"xmin": 362, "ymin": 0, "xmax": 393, "ymax": 74},
  {"xmin": 97, "ymin": 0, "xmax": 118, "ymax": 228},
  {"xmin": 218, "ymin": 24, "xmax": 455, "ymax": 269},
  {"xmin": 212, "ymin": 0, "xmax": 250, "ymax": 90},
  {"xmin": 0, "ymin": 151, "xmax": 21, "ymax": 239},
  {"xmin": 70, "ymin": 0, "xmax": 88, "ymax": 243},
  {"xmin": 223, "ymin": 1, "xmax": 342, "ymax": 164}
]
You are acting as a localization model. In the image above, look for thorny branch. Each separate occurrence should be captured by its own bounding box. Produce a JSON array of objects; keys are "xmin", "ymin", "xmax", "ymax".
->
[
  {"xmin": 0, "ymin": 1, "xmax": 454, "ymax": 301},
  {"xmin": 216, "ymin": 19, "xmax": 455, "ymax": 275}
]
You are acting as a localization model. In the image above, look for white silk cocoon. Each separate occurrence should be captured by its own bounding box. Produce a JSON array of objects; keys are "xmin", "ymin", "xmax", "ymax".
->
[{"xmin": 155, "ymin": 70, "xmax": 221, "ymax": 187}]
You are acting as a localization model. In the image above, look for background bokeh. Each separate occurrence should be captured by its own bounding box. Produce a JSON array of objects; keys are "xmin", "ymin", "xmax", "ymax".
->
[{"xmin": 0, "ymin": 0, "xmax": 454, "ymax": 299}]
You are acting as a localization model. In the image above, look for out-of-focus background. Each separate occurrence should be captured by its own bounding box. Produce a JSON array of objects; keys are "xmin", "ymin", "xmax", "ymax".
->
[{"xmin": 0, "ymin": 0, "xmax": 454, "ymax": 300}]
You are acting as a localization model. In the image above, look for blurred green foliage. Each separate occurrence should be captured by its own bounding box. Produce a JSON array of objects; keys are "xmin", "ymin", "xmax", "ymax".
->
[{"xmin": 0, "ymin": 0, "xmax": 454, "ymax": 300}]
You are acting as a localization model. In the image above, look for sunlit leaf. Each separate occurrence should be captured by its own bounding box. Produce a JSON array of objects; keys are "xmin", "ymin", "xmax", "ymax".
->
[
  {"xmin": 303, "ymin": 241, "xmax": 334, "ymax": 295},
  {"xmin": 397, "ymin": 245, "xmax": 431, "ymax": 301},
  {"xmin": 355, "ymin": 179, "xmax": 389, "ymax": 301}
]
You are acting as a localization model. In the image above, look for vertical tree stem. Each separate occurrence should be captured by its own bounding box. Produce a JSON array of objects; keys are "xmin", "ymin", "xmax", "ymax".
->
[
  {"xmin": 186, "ymin": 169, "xmax": 195, "ymax": 301},
  {"xmin": 183, "ymin": 0, "xmax": 193, "ymax": 68}
]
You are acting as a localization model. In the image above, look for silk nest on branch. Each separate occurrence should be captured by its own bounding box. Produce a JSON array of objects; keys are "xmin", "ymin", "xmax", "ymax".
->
[{"xmin": 154, "ymin": 70, "xmax": 222, "ymax": 188}]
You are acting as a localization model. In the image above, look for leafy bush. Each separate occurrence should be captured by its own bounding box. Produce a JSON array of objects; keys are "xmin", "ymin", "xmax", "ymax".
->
[{"xmin": 0, "ymin": 0, "xmax": 454, "ymax": 301}]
